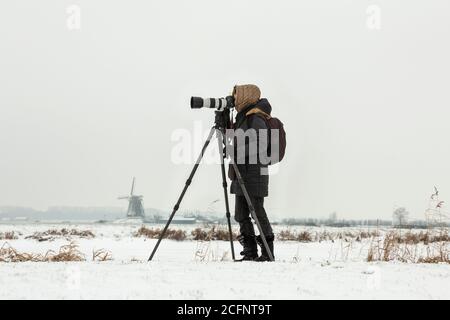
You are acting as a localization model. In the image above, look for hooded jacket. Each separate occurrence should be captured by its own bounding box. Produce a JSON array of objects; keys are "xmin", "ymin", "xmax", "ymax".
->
[{"xmin": 230, "ymin": 92, "xmax": 272, "ymax": 198}]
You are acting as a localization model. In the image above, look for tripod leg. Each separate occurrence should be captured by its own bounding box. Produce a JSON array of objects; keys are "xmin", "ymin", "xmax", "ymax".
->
[
  {"xmin": 230, "ymin": 162, "xmax": 274, "ymax": 261},
  {"xmin": 216, "ymin": 130, "xmax": 236, "ymax": 261},
  {"xmin": 148, "ymin": 127, "xmax": 216, "ymax": 261}
]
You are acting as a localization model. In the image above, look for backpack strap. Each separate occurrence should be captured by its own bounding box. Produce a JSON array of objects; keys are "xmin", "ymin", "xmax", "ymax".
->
[
  {"xmin": 234, "ymin": 116, "xmax": 247, "ymax": 129},
  {"xmin": 234, "ymin": 108, "xmax": 271, "ymax": 129},
  {"xmin": 245, "ymin": 108, "xmax": 272, "ymax": 120}
]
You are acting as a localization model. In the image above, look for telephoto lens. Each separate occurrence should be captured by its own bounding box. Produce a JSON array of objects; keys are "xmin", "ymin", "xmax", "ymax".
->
[{"xmin": 190, "ymin": 96, "xmax": 234, "ymax": 111}]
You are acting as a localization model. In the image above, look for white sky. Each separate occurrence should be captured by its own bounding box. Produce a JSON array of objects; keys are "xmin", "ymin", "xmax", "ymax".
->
[{"xmin": 1, "ymin": 0, "xmax": 450, "ymax": 220}]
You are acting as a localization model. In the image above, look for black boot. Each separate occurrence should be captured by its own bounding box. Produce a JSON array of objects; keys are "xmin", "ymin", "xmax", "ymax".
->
[
  {"xmin": 236, "ymin": 235, "xmax": 258, "ymax": 261},
  {"xmin": 255, "ymin": 235, "xmax": 275, "ymax": 262}
]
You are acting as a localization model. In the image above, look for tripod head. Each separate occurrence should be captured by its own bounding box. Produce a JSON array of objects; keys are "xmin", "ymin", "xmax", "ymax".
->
[{"xmin": 214, "ymin": 108, "xmax": 232, "ymax": 131}]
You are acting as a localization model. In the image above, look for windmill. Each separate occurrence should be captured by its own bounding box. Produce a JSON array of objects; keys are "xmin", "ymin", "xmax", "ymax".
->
[{"xmin": 118, "ymin": 177, "xmax": 145, "ymax": 218}]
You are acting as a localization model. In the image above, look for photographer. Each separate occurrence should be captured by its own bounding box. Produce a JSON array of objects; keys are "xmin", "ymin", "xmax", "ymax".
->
[{"xmin": 229, "ymin": 84, "xmax": 275, "ymax": 262}]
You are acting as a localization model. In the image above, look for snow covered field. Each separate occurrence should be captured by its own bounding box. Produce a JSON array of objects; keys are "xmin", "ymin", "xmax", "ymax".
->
[{"xmin": 0, "ymin": 223, "xmax": 449, "ymax": 300}]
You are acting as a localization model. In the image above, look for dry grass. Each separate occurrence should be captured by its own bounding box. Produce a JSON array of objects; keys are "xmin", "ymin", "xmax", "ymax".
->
[
  {"xmin": 0, "ymin": 231, "xmax": 18, "ymax": 240},
  {"xmin": 278, "ymin": 229, "xmax": 313, "ymax": 242},
  {"xmin": 367, "ymin": 230, "xmax": 450, "ymax": 264},
  {"xmin": 134, "ymin": 226, "xmax": 187, "ymax": 241},
  {"xmin": 418, "ymin": 243, "xmax": 450, "ymax": 264},
  {"xmin": 135, "ymin": 225, "xmax": 237, "ymax": 242},
  {"xmin": 277, "ymin": 229, "xmax": 380, "ymax": 243},
  {"xmin": 0, "ymin": 241, "xmax": 85, "ymax": 263},
  {"xmin": 25, "ymin": 228, "xmax": 95, "ymax": 242},
  {"xmin": 0, "ymin": 242, "xmax": 43, "ymax": 262},
  {"xmin": 191, "ymin": 226, "xmax": 236, "ymax": 262},
  {"xmin": 191, "ymin": 226, "xmax": 238, "ymax": 241},
  {"xmin": 194, "ymin": 241, "xmax": 230, "ymax": 262},
  {"xmin": 134, "ymin": 226, "xmax": 385, "ymax": 243},
  {"xmin": 371, "ymin": 230, "xmax": 448, "ymax": 245},
  {"xmin": 48, "ymin": 242, "xmax": 85, "ymax": 262},
  {"xmin": 131, "ymin": 226, "xmax": 382, "ymax": 243},
  {"xmin": 92, "ymin": 249, "xmax": 113, "ymax": 262}
]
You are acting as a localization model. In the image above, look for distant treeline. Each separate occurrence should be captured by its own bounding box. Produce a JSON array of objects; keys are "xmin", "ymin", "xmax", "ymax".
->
[
  {"xmin": 1, "ymin": 206, "xmax": 448, "ymax": 228},
  {"xmin": 277, "ymin": 218, "xmax": 448, "ymax": 228},
  {"xmin": 0, "ymin": 206, "xmax": 166, "ymax": 221}
]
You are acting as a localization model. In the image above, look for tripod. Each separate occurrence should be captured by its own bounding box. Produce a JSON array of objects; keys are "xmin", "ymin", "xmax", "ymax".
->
[{"xmin": 148, "ymin": 110, "xmax": 274, "ymax": 262}]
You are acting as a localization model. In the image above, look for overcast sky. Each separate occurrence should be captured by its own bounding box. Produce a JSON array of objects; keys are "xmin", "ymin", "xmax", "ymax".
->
[{"xmin": 1, "ymin": 0, "xmax": 449, "ymax": 220}]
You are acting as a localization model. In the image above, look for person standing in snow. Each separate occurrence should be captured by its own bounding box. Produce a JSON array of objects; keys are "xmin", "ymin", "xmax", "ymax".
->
[{"xmin": 228, "ymin": 84, "xmax": 275, "ymax": 262}]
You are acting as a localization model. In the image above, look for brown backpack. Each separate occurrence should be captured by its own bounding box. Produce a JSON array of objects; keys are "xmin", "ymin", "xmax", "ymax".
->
[
  {"xmin": 261, "ymin": 116, "xmax": 286, "ymax": 164},
  {"xmin": 227, "ymin": 114, "xmax": 286, "ymax": 179}
]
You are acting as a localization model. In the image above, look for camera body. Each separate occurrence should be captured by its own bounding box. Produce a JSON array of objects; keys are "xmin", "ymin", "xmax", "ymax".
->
[{"xmin": 190, "ymin": 96, "xmax": 235, "ymax": 111}]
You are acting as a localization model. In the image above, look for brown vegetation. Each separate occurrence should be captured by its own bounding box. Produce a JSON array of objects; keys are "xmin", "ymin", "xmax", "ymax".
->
[
  {"xmin": 0, "ymin": 232, "xmax": 18, "ymax": 240},
  {"xmin": 367, "ymin": 230, "xmax": 449, "ymax": 264},
  {"xmin": 277, "ymin": 229, "xmax": 380, "ymax": 243},
  {"xmin": 92, "ymin": 249, "xmax": 113, "ymax": 262},
  {"xmin": 25, "ymin": 229, "xmax": 95, "ymax": 242},
  {"xmin": 278, "ymin": 229, "xmax": 313, "ymax": 242},
  {"xmin": 0, "ymin": 242, "xmax": 85, "ymax": 263},
  {"xmin": 134, "ymin": 226, "xmax": 186, "ymax": 241},
  {"xmin": 191, "ymin": 226, "xmax": 238, "ymax": 241}
]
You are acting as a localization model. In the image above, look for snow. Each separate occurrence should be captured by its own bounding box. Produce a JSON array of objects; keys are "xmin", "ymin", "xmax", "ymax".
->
[{"xmin": 0, "ymin": 223, "xmax": 449, "ymax": 300}]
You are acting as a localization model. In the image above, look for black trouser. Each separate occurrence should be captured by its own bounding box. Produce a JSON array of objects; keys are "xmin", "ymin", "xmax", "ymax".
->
[{"xmin": 234, "ymin": 195, "xmax": 274, "ymax": 239}]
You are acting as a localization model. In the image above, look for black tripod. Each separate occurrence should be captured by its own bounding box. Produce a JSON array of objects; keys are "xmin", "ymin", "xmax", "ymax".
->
[{"xmin": 148, "ymin": 110, "xmax": 274, "ymax": 262}]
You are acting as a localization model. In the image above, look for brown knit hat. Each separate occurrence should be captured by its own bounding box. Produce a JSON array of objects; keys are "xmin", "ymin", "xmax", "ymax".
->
[{"xmin": 233, "ymin": 84, "xmax": 261, "ymax": 112}]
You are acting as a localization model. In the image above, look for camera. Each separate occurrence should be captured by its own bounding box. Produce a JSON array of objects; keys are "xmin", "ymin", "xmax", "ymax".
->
[{"xmin": 190, "ymin": 96, "xmax": 235, "ymax": 111}]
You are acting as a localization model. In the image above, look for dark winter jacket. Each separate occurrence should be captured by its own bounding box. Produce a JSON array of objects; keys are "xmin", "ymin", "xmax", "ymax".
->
[{"xmin": 230, "ymin": 98, "xmax": 272, "ymax": 197}]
